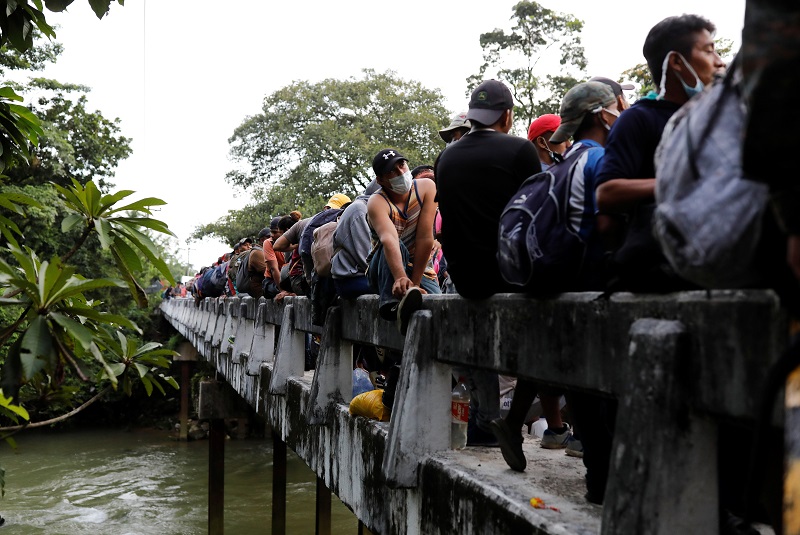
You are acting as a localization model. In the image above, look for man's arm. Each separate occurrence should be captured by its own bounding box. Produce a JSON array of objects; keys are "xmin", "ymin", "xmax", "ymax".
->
[
  {"xmin": 409, "ymin": 179, "xmax": 437, "ymax": 287},
  {"xmin": 273, "ymin": 235, "xmax": 296, "ymax": 253},
  {"xmin": 596, "ymin": 178, "xmax": 656, "ymax": 213},
  {"xmin": 367, "ymin": 195, "xmax": 408, "ymax": 294},
  {"xmin": 262, "ymin": 242, "xmax": 282, "ymax": 282}
]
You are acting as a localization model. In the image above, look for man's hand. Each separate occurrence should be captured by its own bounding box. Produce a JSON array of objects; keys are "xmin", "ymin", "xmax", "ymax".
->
[
  {"xmin": 392, "ymin": 276, "xmax": 415, "ymax": 298},
  {"xmin": 275, "ymin": 291, "xmax": 296, "ymax": 302},
  {"xmin": 788, "ymin": 235, "xmax": 800, "ymax": 280}
]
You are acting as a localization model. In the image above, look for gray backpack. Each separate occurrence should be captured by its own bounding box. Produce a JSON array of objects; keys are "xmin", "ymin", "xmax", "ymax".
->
[{"xmin": 654, "ymin": 60, "xmax": 768, "ymax": 289}]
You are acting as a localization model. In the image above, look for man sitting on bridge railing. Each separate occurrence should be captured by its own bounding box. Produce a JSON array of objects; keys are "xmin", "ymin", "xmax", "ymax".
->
[{"xmin": 366, "ymin": 148, "xmax": 441, "ymax": 336}]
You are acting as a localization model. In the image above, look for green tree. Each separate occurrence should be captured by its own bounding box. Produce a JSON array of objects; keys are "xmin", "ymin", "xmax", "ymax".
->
[
  {"xmin": 0, "ymin": 0, "xmax": 124, "ymax": 175},
  {"xmin": 468, "ymin": 0, "xmax": 587, "ymax": 130},
  {"xmin": 226, "ymin": 69, "xmax": 449, "ymax": 209},
  {"xmin": 0, "ymin": 1, "xmax": 182, "ymax": 473},
  {"xmin": 197, "ymin": 70, "xmax": 450, "ymax": 244},
  {"xmin": 191, "ymin": 198, "xmax": 273, "ymax": 247},
  {"xmin": 8, "ymin": 78, "xmax": 132, "ymax": 191}
]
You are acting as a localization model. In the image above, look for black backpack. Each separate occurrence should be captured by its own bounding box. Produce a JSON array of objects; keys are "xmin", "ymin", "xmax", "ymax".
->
[{"xmin": 497, "ymin": 142, "xmax": 594, "ymax": 293}]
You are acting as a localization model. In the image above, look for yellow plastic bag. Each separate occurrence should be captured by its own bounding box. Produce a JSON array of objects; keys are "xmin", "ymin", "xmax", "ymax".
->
[{"xmin": 349, "ymin": 389, "xmax": 389, "ymax": 422}]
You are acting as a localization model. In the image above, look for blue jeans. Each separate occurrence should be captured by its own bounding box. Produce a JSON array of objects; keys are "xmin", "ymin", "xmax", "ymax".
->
[
  {"xmin": 334, "ymin": 276, "xmax": 371, "ymax": 299},
  {"xmin": 368, "ymin": 242, "xmax": 440, "ymax": 319}
]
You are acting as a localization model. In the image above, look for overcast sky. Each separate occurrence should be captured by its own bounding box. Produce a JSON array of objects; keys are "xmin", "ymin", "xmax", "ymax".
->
[{"xmin": 41, "ymin": 0, "xmax": 745, "ymax": 272}]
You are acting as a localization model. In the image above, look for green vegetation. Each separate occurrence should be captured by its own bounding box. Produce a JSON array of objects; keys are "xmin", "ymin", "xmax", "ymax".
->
[
  {"xmin": 193, "ymin": 69, "xmax": 449, "ymax": 245},
  {"xmin": 467, "ymin": 0, "xmax": 587, "ymax": 129},
  {"xmin": 0, "ymin": 1, "xmax": 183, "ymax": 485}
]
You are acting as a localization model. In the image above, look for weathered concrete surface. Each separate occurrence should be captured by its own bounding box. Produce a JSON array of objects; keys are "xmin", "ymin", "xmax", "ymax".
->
[
  {"xmin": 160, "ymin": 290, "xmax": 787, "ymax": 535},
  {"xmin": 602, "ymin": 319, "xmax": 717, "ymax": 535},
  {"xmin": 262, "ymin": 365, "xmax": 602, "ymax": 535},
  {"xmin": 383, "ymin": 310, "xmax": 451, "ymax": 488}
]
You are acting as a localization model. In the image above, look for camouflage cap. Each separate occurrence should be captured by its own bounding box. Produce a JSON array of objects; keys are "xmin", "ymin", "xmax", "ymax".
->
[{"xmin": 550, "ymin": 82, "xmax": 616, "ymax": 144}]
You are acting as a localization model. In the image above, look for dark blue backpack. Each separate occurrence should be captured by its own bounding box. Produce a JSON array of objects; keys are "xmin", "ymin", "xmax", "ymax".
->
[
  {"xmin": 497, "ymin": 142, "xmax": 593, "ymax": 293},
  {"xmin": 201, "ymin": 261, "xmax": 229, "ymax": 298}
]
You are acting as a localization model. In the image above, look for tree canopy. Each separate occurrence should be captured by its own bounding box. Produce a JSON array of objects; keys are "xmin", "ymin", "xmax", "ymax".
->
[
  {"xmin": 194, "ymin": 69, "xmax": 450, "ymax": 244},
  {"xmin": 468, "ymin": 0, "xmax": 587, "ymax": 130}
]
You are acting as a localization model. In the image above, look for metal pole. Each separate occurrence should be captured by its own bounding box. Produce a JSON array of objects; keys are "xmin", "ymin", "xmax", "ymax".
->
[
  {"xmin": 315, "ymin": 476, "xmax": 331, "ymax": 535},
  {"xmin": 272, "ymin": 430, "xmax": 287, "ymax": 535},
  {"xmin": 208, "ymin": 419, "xmax": 225, "ymax": 535}
]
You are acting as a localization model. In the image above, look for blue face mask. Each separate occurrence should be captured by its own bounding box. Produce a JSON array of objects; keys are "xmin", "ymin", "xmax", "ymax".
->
[{"xmin": 658, "ymin": 51, "xmax": 705, "ymax": 100}]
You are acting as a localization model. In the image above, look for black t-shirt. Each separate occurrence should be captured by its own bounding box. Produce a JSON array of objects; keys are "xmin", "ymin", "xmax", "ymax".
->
[
  {"xmin": 436, "ymin": 129, "xmax": 540, "ymax": 299},
  {"xmin": 595, "ymin": 98, "xmax": 686, "ymax": 291}
]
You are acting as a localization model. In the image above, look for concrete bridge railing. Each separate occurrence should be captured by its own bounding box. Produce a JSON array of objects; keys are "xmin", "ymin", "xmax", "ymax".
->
[{"xmin": 161, "ymin": 290, "xmax": 787, "ymax": 534}]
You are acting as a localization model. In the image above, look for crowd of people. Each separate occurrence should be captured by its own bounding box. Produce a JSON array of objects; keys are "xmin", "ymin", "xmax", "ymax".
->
[{"xmin": 180, "ymin": 12, "xmax": 799, "ymax": 531}]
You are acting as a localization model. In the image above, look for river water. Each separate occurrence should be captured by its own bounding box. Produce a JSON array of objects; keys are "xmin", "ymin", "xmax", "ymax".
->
[{"xmin": 0, "ymin": 428, "xmax": 358, "ymax": 534}]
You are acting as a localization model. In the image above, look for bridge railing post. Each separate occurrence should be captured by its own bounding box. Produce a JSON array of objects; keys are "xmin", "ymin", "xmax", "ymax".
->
[
  {"xmin": 383, "ymin": 310, "xmax": 451, "ymax": 488},
  {"xmin": 602, "ymin": 318, "xmax": 718, "ymax": 535},
  {"xmin": 220, "ymin": 296, "xmax": 240, "ymax": 360},
  {"xmin": 232, "ymin": 299, "xmax": 255, "ymax": 366},
  {"xmin": 307, "ymin": 306, "xmax": 353, "ymax": 425},
  {"xmin": 269, "ymin": 304, "xmax": 306, "ymax": 395}
]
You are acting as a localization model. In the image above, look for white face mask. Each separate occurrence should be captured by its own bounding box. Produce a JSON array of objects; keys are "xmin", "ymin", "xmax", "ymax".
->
[
  {"xmin": 388, "ymin": 170, "xmax": 412, "ymax": 194},
  {"xmin": 658, "ymin": 51, "xmax": 705, "ymax": 100}
]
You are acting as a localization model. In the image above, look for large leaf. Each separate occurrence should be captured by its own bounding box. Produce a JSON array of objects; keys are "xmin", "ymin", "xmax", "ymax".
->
[
  {"xmin": 19, "ymin": 315, "xmax": 55, "ymax": 379},
  {"xmin": 88, "ymin": 0, "xmax": 113, "ymax": 19},
  {"xmin": 43, "ymin": 0, "xmax": 75, "ymax": 12},
  {"xmin": 61, "ymin": 213, "xmax": 83, "ymax": 233},
  {"xmin": 1, "ymin": 337, "xmax": 23, "ymax": 400},
  {"xmin": 107, "ymin": 196, "xmax": 165, "ymax": 215},
  {"xmin": 107, "ymin": 362, "xmax": 125, "ymax": 378},
  {"xmin": 109, "ymin": 245, "xmax": 147, "ymax": 308},
  {"xmin": 58, "ymin": 306, "xmax": 140, "ymax": 333},
  {"xmin": 0, "ymin": 390, "xmax": 29, "ymax": 421},
  {"xmin": 48, "ymin": 311, "xmax": 95, "ymax": 349},
  {"xmin": 111, "ymin": 236, "xmax": 142, "ymax": 273}
]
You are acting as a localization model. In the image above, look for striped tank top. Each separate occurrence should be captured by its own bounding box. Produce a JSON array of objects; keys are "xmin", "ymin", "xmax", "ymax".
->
[{"xmin": 372, "ymin": 180, "xmax": 437, "ymax": 281}]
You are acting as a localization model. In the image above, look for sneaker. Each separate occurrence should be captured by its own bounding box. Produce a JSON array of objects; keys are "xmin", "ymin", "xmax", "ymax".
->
[
  {"xmin": 565, "ymin": 436, "xmax": 583, "ymax": 458},
  {"xmin": 397, "ymin": 287, "xmax": 422, "ymax": 335},
  {"xmin": 490, "ymin": 418, "xmax": 526, "ymax": 471},
  {"xmin": 540, "ymin": 423, "xmax": 572, "ymax": 449},
  {"xmin": 467, "ymin": 422, "xmax": 500, "ymax": 447}
]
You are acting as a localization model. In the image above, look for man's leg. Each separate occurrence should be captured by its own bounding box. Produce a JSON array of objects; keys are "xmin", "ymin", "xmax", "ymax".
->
[
  {"xmin": 368, "ymin": 243, "xmax": 412, "ymax": 321},
  {"xmin": 491, "ymin": 378, "xmax": 538, "ymax": 471},
  {"xmin": 465, "ymin": 368, "xmax": 500, "ymax": 446},
  {"xmin": 334, "ymin": 276, "xmax": 371, "ymax": 299}
]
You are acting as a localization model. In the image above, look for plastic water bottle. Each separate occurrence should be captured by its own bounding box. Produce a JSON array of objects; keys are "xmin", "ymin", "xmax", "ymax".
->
[{"xmin": 451, "ymin": 377, "xmax": 470, "ymax": 450}]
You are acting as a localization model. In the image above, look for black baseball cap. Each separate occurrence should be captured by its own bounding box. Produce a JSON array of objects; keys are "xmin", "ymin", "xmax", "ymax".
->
[
  {"xmin": 372, "ymin": 149, "xmax": 407, "ymax": 177},
  {"xmin": 588, "ymin": 76, "xmax": 635, "ymax": 97},
  {"xmin": 467, "ymin": 80, "xmax": 514, "ymax": 125},
  {"xmin": 257, "ymin": 228, "xmax": 270, "ymax": 240}
]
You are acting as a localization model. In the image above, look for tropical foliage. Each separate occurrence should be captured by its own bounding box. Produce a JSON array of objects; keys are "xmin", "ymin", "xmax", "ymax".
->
[
  {"xmin": 0, "ymin": 0, "xmax": 181, "ymax": 458},
  {"xmin": 467, "ymin": 0, "xmax": 587, "ymax": 130},
  {"xmin": 193, "ymin": 69, "xmax": 449, "ymax": 244}
]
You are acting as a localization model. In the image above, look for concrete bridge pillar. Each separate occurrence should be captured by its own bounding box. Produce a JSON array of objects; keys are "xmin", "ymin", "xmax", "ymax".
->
[{"xmin": 602, "ymin": 319, "xmax": 718, "ymax": 534}]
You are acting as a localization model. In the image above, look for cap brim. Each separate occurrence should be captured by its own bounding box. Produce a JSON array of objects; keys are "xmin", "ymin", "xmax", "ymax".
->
[
  {"xmin": 439, "ymin": 124, "xmax": 468, "ymax": 140},
  {"xmin": 466, "ymin": 108, "xmax": 504, "ymax": 125},
  {"xmin": 619, "ymin": 83, "xmax": 635, "ymax": 90},
  {"xmin": 549, "ymin": 116, "xmax": 583, "ymax": 144},
  {"xmin": 376, "ymin": 156, "xmax": 407, "ymax": 177}
]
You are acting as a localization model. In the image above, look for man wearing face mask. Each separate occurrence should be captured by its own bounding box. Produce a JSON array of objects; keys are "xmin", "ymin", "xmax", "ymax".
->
[
  {"xmin": 527, "ymin": 114, "xmax": 569, "ymax": 171},
  {"xmin": 367, "ymin": 148, "xmax": 440, "ymax": 335},
  {"xmin": 594, "ymin": 14, "xmax": 725, "ymax": 292}
]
